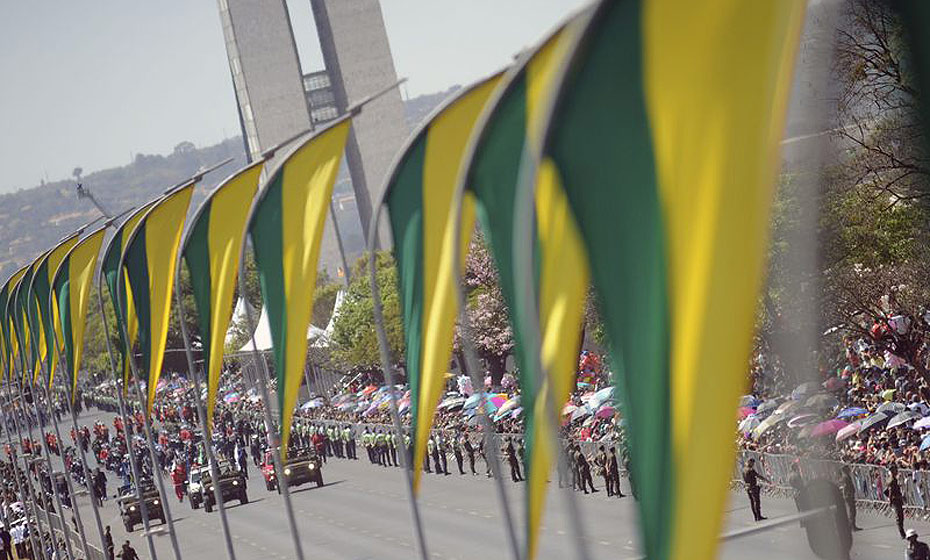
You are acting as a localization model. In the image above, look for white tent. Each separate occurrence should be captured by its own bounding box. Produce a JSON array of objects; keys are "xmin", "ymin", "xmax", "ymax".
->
[{"xmin": 234, "ymin": 290, "xmax": 345, "ymax": 353}]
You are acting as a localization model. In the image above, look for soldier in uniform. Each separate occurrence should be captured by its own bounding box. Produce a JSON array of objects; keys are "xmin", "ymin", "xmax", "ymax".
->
[
  {"xmin": 886, "ymin": 464, "xmax": 906, "ymax": 539},
  {"xmin": 389, "ymin": 431, "xmax": 398, "ymax": 466},
  {"xmin": 437, "ymin": 434, "xmax": 449, "ymax": 475},
  {"xmin": 608, "ymin": 447, "xmax": 623, "ymax": 497},
  {"xmin": 743, "ymin": 458, "xmax": 769, "ymax": 522},
  {"xmin": 503, "ymin": 438, "xmax": 522, "ymax": 482},
  {"xmin": 575, "ymin": 446, "xmax": 596, "ymax": 493},
  {"xmin": 453, "ymin": 434, "xmax": 465, "ymax": 475},
  {"xmin": 463, "ymin": 434, "xmax": 477, "ymax": 475},
  {"xmin": 430, "ymin": 435, "xmax": 443, "ymax": 475},
  {"xmin": 596, "ymin": 446, "xmax": 612, "ymax": 496},
  {"xmin": 838, "ymin": 465, "xmax": 861, "ymax": 531}
]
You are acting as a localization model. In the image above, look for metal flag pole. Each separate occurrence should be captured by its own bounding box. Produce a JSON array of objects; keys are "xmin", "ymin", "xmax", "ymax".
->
[
  {"xmin": 96, "ymin": 276, "xmax": 159, "ymax": 560},
  {"xmin": 173, "ymin": 273, "xmax": 239, "ymax": 560},
  {"xmin": 0, "ymin": 377, "xmax": 49, "ymax": 560},
  {"xmin": 236, "ymin": 262, "xmax": 306, "ymax": 560},
  {"xmin": 48, "ymin": 312, "xmax": 108, "ymax": 558},
  {"xmin": 367, "ymin": 205, "xmax": 430, "ymax": 560},
  {"xmin": 51, "ymin": 329, "xmax": 108, "ymax": 560},
  {"xmin": 35, "ymin": 379, "xmax": 84, "ymax": 560},
  {"xmin": 116, "ymin": 312, "xmax": 184, "ymax": 560},
  {"xmin": 14, "ymin": 374, "xmax": 64, "ymax": 560}
]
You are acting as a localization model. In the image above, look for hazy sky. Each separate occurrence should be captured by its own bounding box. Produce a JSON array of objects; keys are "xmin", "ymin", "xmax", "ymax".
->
[{"xmin": 0, "ymin": 1, "xmax": 586, "ymax": 194}]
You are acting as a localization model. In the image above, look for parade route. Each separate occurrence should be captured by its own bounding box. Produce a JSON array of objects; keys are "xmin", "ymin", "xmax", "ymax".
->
[{"xmin": 40, "ymin": 409, "xmax": 927, "ymax": 560}]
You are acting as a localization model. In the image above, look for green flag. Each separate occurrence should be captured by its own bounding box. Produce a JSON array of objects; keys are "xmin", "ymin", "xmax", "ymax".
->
[
  {"xmin": 182, "ymin": 161, "xmax": 263, "ymax": 431},
  {"xmin": 534, "ymin": 1, "xmax": 804, "ymax": 559},
  {"xmin": 121, "ymin": 184, "xmax": 194, "ymax": 415},
  {"xmin": 248, "ymin": 118, "xmax": 350, "ymax": 455},
  {"xmin": 52, "ymin": 227, "xmax": 107, "ymax": 400}
]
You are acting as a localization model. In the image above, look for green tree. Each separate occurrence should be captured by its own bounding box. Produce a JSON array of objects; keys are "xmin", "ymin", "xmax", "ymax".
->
[{"xmin": 330, "ymin": 251, "xmax": 405, "ymax": 373}]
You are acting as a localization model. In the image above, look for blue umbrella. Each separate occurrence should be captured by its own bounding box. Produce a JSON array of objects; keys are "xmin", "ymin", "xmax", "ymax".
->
[
  {"xmin": 836, "ymin": 407, "xmax": 868, "ymax": 419},
  {"xmin": 920, "ymin": 434, "xmax": 930, "ymax": 452}
]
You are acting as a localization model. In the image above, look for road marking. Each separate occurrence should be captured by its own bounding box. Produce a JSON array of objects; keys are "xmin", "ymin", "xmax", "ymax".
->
[{"xmin": 599, "ymin": 541, "xmax": 611, "ymax": 546}]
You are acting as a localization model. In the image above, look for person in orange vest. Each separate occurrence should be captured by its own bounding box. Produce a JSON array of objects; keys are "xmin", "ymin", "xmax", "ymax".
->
[{"xmin": 171, "ymin": 462, "xmax": 186, "ymax": 503}]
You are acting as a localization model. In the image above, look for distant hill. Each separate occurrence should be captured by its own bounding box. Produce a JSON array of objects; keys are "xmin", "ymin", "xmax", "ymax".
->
[{"xmin": 0, "ymin": 88, "xmax": 459, "ymax": 281}]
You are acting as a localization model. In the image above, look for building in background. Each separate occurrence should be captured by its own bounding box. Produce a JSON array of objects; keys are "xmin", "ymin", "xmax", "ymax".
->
[
  {"xmin": 219, "ymin": 0, "xmax": 409, "ymax": 275},
  {"xmin": 309, "ymin": 0, "xmax": 410, "ymax": 247}
]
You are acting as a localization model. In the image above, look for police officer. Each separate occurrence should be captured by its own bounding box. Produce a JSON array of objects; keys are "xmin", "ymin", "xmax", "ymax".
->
[
  {"xmin": 389, "ymin": 431, "xmax": 398, "ymax": 467},
  {"xmin": 437, "ymin": 434, "xmax": 449, "ymax": 475},
  {"xmin": 743, "ymin": 458, "xmax": 769, "ymax": 522},
  {"xmin": 886, "ymin": 464, "xmax": 906, "ymax": 539},
  {"xmin": 430, "ymin": 435, "xmax": 443, "ymax": 475}
]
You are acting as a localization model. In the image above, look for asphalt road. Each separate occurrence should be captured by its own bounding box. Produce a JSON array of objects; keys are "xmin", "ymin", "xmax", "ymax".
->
[{"xmin": 41, "ymin": 409, "xmax": 930, "ymax": 560}]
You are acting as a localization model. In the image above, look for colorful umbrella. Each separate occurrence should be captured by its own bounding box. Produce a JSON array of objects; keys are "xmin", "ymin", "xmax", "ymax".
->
[
  {"xmin": 224, "ymin": 392, "xmax": 240, "ymax": 404},
  {"xmin": 887, "ymin": 410, "xmax": 921, "ymax": 429},
  {"xmin": 836, "ymin": 407, "xmax": 868, "ymax": 419},
  {"xmin": 595, "ymin": 405, "xmax": 616, "ymax": 419},
  {"xmin": 876, "ymin": 402, "xmax": 905, "ymax": 415},
  {"xmin": 835, "ymin": 422, "xmax": 861, "ymax": 442},
  {"xmin": 787, "ymin": 413, "xmax": 819, "ymax": 429},
  {"xmin": 738, "ymin": 407, "xmax": 756, "ymax": 419},
  {"xmin": 808, "ymin": 419, "xmax": 848, "ymax": 438},
  {"xmin": 739, "ymin": 416, "xmax": 761, "ymax": 433},
  {"xmin": 858, "ymin": 412, "xmax": 889, "ymax": 434},
  {"xmin": 921, "ymin": 434, "xmax": 930, "ymax": 452}
]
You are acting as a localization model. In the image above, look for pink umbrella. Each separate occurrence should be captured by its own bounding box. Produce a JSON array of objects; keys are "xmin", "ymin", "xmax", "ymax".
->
[
  {"xmin": 836, "ymin": 422, "xmax": 861, "ymax": 442},
  {"xmin": 489, "ymin": 395, "xmax": 508, "ymax": 409},
  {"xmin": 809, "ymin": 419, "xmax": 848, "ymax": 438},
  {"xmin": 595, "ymin": 406, "xmax": 615, "ymax": 419},
  {"xmin": 738, "ymin": 407, "xmax": 756, "ymax": 419}
]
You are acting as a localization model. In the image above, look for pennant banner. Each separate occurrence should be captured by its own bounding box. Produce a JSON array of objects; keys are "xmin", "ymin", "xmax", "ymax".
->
[
  {"xmin": 101, "ymin": 201, "xmax": 158, "ymax": 391},
  {"xmin": 459, "ymin": 15, "xmax": 589, "ymax": 559},
  {"xmin": 536, "ymin": 1, "xmax": 805, "ymax": 559},
  {"xmin": 249, "ymin": 119, "xmax": 350, "ymax": 455},
  {"xmin": 122, "ymin": 184, "xmax": 195, "ymax": 416},
  {"xmin": 52, "ymin": 227, "xmax": 107, "ymax": 401},
  {"xmin": 28, "ymin": 233, "xmax": 80, "ymax": 386},
  {"xmin": 383, "ymin": 73, "xmax": 502, "ymax": 492},
  {"xmin": 0, "ymin": 267, "xmax": 28, "ymax": 379},
  {"xmin": 182, "ymin": 161, "xmax": 263, "ymax": 431}
]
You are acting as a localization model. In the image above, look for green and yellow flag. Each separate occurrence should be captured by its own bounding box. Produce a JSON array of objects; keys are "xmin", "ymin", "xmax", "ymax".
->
[
  {"xmin": 248, "ymin": 118, "xmax": 350, "ymax": 455},
  {"xmin": 458, "ymin": 16, "xmax": 588, "ymax": 559},
  {"xmin": 101, "ymin": 201, "xmax": 158, "ymax": 391},
  {"xmin": 122, "ymin": 184, "xmax": 194, "ymax": 415},
  {"xmin": 383, "ymin": 73, "xmax": 502, "ymax": 492},
  {"xmin": 0, "ymin": 267, "xmax": 28, "ymax": 379},
  {"xmin": 28, "ymin": 232, "xmax": 80, "ymax": 386},
  {"xmin": 535, "ymin": 1, "xmax": 805, "ymax": 559},
  {"xmin": 183, "ymin": 161, "xmax": 263, "ymax": 431},
  {"xmin": 13, "ymin": 255, "xmax": 45, "ymax": 382},
  {"xmin": 52, "ymin": 227, "xmax": 107, "ymax": 401}
]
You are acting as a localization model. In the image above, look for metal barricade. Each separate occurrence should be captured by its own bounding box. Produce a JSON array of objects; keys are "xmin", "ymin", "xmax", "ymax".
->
[{"xmin": 732, "ymin": 450, "xmax": 930, "ymax": 519}]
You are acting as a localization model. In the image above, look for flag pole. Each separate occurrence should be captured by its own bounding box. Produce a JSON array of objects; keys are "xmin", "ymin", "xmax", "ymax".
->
[
  {"xmin": 49, "ymin": 314, "xmax": 108, "ymax": 558},
  {"xmin": 173, "ymin": 271, "xmax": 239, "ymax": 560},
  {"xmin": 95, "ymin": 272, "xmax": 160, "ymax": 560},
  {"xmin": 15, "ymin": 376, "xmax": 64, "ymax": 559},
  {"xmin": 0, "ymin": 377, "xmax": 49, "ymax": 560},
  {"xmin": 114, "ymin": 268, "xmax": 185, "ymax": 560},
  {"xmin": 236, "ymin": 261, "xmax": 307, "ymax": 560},
  {"xmin": 367, "ymin": 203, "xmax": 431, "ymax": 560},
  {"xmin": 35, "ymin": 379, "xmax": 84, "ymax": 560}
]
